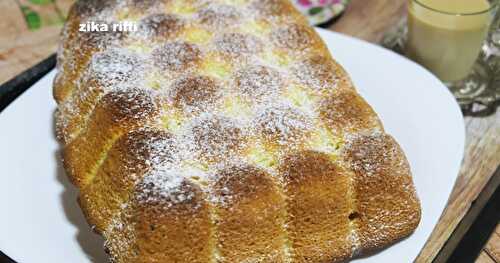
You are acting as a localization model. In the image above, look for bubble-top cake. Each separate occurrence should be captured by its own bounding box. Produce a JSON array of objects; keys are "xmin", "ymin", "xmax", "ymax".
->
[{"xmin": 53, "ymin": 0, "xmax": 421, "ymax": 262}]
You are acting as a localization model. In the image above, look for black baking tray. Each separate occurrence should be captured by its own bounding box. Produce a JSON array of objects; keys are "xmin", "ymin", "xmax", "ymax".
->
[{"xmin": 0, "ymin": 54, "xmax": 56, "ymax": 113}]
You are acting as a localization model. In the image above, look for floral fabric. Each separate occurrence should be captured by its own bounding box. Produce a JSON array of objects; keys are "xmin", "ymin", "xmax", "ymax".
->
[{"xmin": 291, "ymin": 0, "xmax": 350, "ymax": 25}]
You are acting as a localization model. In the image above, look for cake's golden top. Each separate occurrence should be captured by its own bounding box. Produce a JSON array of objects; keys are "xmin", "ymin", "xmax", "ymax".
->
[{"xmin": 54, "ymin": 0, "xmax": 421, "ymax": 262}]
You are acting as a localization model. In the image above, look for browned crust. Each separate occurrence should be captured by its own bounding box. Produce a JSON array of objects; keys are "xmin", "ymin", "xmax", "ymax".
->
[
  {"xmin": 55, "ymin": 0, "xmax": 421, "ymax": 262},
  {"xmin": 255, "ymin": 104, "xmax": 313, "ymax": 148},
  {"xmin": 279, "ymin": 151, "xmax": 355, "ymax": 262},
  {"xmin": 170, "ymin": 75, "xmax": 222, "ymax": 113},
  {"xmin": 319, "ymin": 87, "xmax": 383, "ymax": 135},
  {"xmin": 106, "ymin": 180, "xmax": 213, "ymax": 263},
  {"xmin": 78, "ymin": 128, "xmax": 178, "ymax": 232},
  {"xmin": 139, "ymin": 13, "xmax": 185, "ymax": 40},
  {"xmin": 212, "ymin": 165, "xmax": 288, "ymax": 262},
  {"xmin": 55, "ymin": 48, "xmax": 146, "ymax": 143},
  {"xmin": 62, "ymin": 89, "xmax": 161, "ymax": 187},
  {"xmin": 215, "ymin": 33, "xmax": 264, "ymax": 57},
  {"xmin": 292, "ymin": 55, "xmax": 354, "ymax": 94},
  {"xmin": 190, "ymin": 115, "xmax": 247, "ymax": 163},
  {"xmin": 271, "ymin": 23, "xmax": 322, "ymax": 52},
  {"xmin": 152, "ymin": 41, "xmax": 202, "ymax": 72},
  {"xmin": 54, "ymin": 5, "xmax": 125, "ymax": 103},
  {"xmin": 343, "ymin": 133, "xmax": 421, "ymax": 254},
  {"xmin": 234, "ymin": 65, "xmax": 285, "ymax": 101},
  {"xmin": 198, "ymin": 4, "xmax": 241, "ymax": 29},
  {"xmin": 249, "ymin": 0, "xmax": 305, "ymax": 22}
]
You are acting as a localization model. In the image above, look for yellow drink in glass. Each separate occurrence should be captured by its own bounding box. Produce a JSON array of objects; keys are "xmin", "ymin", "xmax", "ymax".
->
[{"xmin": 406, "ymin": 0, "xmax": 494, "ymax": 82}]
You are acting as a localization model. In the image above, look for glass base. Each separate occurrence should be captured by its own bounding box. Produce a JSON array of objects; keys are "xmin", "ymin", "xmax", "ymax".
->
[{"xmin": 382, "ymin": 18, "xmax": 500, "ymax": 116}]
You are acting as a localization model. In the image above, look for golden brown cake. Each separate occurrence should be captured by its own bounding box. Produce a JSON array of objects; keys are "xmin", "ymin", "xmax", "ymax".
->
[{"xmin": 53, "ymin": 0, "xmax": 421, "ymax": 262}]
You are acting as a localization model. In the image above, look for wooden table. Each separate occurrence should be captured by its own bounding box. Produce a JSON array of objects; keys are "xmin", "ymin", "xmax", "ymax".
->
[{"xmin": 0, "ymin": 0, "xmax": 498, "ymax": 262}]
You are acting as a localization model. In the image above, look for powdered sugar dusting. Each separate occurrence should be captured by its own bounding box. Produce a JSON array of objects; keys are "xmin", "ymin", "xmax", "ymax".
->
[
  {"xmin": 188, "ymin": 113, "xmax": 248, "ymax": 162},
  {"xmin": 215, "ymin": 33, "xmax": 263, "ymax": 57},
  {"xmin": 197, "ymin": 3, "xmax": 241, "ymax": 29},
  {"xmin": 343, "ymin": 131, "xmax": 399, "ymax": 176},
  {"xmin": 87, "ymin": 47, "xmax": 148, "ymax": 86},
  {"xmin": 255, "ymin": 103, "xmax": 313, "ymax": 146},
  {"xmin": 292, "ymin": 56, "xmax": 340, "ymax": 92},
  {"xmin": 153, "ymin": 41, "xmax": 201, "ymax": 71},
  {"xmin": 168, "ymin": 75, "xmax": 223, "ymax": 115},
  {"xmin": 137, "ymin": 167, "xmax": 190, "ymax": 205},
  {"xmin": 136, "ymin": 13, "xmax": 185, "ymax": 40},
  {"xmin": 54, "ymin": 1, "xmax": 418, "ymax": 261},
  {"xmin": 233, "ymin": 65, "xmax": 284, "ymax": 102},
  {"xmin": 56, "ymin": 47, "xmax": 151, "ymax": 142}
]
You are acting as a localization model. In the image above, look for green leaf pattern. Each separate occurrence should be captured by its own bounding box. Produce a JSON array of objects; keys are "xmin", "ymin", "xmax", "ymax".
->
[
  {"xmin": 28, "ymin": 0, "xmax": 53, "ymax": 5},
  {"xmin": 17, "ymin": 0, "xmax": 64, "ymax": 31},
  {"xmin": 292, "ymin": 0, "xmax": 351, "ymax": 25}
]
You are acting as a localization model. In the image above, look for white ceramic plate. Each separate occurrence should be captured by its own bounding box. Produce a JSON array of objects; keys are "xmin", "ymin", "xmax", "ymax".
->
[{"xmin": 0, "ymin": 28, "xmax": 465, "ymax": 263}]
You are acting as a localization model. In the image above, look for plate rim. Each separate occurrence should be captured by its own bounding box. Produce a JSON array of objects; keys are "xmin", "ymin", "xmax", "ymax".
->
[{"xmin": 0, "ymin": 29, "xmax": 466, "ymax": 263}]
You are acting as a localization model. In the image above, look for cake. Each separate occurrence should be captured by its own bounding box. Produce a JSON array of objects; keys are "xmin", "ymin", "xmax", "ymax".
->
[{"xmin": 53, "ymin": 0, "xmax": 421, "ymax": 262}]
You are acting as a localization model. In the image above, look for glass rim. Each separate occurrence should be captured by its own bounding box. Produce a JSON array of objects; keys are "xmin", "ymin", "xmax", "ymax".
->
[{"xmin": 412, "ymin": 0, "xmax": 498, "ymax": 16}]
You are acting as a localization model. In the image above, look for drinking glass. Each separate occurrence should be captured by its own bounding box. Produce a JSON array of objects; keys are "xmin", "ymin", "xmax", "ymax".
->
[{"xmin": 406, "ymin": 0, "xmax": 499, "ymax": 83}]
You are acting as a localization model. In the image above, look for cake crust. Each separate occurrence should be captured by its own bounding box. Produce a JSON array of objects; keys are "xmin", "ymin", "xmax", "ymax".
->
[{"xmin": 54, "ymin": 0, "xmax": 421, "ymax": 262}]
